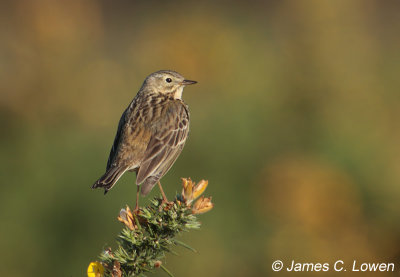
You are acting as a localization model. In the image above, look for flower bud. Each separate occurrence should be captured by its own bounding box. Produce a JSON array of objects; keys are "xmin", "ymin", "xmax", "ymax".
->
[
  {"xmin": 117, "ymin": 206, "xmax": 137, "ymax": 230},
  {"xmin": 192, "ymin": 196, "xmax": 213, "ymax": 214}
]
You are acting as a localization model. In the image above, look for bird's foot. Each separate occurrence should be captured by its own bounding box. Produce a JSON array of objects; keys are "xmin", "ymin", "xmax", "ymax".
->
[
  {"xmin": 132, "ymin": 207, "xmax": 141, "ymax": 215},
  {"xmin": 162, "ymin": 199, "xmax": 174, "ymax": 206},
  {"xmin": 132, "ymin": 200, "xmax": 142, "ymax": 215},
  {"xmin": 159, "ymin": 198, "xmax": 174, "ymax": 211}
]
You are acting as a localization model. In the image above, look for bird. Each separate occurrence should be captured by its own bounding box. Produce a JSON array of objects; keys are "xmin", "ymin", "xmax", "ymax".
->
[{"xmin": 92, "ymin": 70, "xmax": 197, "ymax": 210}]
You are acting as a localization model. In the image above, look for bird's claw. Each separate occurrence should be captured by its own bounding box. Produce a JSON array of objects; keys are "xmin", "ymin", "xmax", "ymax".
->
[{"xmin": 159, "ymin": 199, "xmax": 174, "ymax": 211}]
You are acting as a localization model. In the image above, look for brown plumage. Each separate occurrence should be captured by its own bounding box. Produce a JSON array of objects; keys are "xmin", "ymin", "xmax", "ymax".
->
[{"xmin": 92, "ymin": 70, "xmax": 196, "ymax": 199}]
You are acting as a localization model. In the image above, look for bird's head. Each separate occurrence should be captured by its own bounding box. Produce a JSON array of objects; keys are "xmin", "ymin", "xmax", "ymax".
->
[{"xmin": 141, "ymin": 70, "xmax": 197, "ymax": 99}]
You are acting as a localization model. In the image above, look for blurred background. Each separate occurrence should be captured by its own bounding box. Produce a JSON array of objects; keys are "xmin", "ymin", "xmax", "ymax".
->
[{"xmin": 1, "ymin": 0, "xmax": 400, "ymax": 276}]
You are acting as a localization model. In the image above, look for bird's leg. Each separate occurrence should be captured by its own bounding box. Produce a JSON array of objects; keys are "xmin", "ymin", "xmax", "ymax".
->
[
  {"xmin": 158, "ymin": 181, "xmax": 173, "ymax": 205},
  {"xmin": 134, "ymin": 185, "xmax": 140, "ymax": 213}
]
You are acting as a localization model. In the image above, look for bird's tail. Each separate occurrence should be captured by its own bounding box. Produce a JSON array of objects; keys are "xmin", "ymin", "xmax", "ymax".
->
[
  {"xmin": 140, "ymin": 176, "xmax": 160, "ymax": 196},
  {"xmin": 92, "ymin": 166, "xmax": 128, "ymax": 194}
]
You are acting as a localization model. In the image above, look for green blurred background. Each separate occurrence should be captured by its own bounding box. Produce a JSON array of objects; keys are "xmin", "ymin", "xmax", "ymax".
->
[{"xmin": 1, "ymin": 0, "xmax": 400, "ymax": 276}]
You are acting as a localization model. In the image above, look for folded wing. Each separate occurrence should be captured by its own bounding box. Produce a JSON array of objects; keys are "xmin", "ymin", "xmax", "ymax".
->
[{"xmin": 137, "ymin": 101, "xmax": 189, "ymax": 195}]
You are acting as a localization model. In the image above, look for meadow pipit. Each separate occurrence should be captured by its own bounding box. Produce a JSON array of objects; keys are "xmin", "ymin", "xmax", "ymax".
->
[{"xmin": 92, "ymin": 70, "xmax": 197, "ymax": 210}]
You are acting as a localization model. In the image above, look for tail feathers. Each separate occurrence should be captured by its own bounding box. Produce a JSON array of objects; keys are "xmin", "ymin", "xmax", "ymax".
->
[
  {"xmin": 140, "ymin": 176, "xmax": 160, "ymax": 196},
  {"xmin": 92, "ymin": 166, "xmax": 128, "ymax": 194}
]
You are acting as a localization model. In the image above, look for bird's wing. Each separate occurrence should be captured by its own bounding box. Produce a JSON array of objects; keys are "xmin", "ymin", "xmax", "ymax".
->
[
  {"xmin": 136, "ymin": 101, "xmax": 189, "ymax": 184},
  {"xmin": 106, "ymin": 109, "xmax": 127, "ymax": 170}
]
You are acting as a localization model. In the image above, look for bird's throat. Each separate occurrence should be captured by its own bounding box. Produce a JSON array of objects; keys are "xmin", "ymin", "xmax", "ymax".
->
[{"xmin": 173, "ymin": 87, "xmax": 183, "ymax": 99}]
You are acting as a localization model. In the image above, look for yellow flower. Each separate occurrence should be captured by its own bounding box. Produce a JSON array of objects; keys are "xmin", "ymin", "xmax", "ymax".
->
[
  {"xmin": 181, "ymin": 178, "xmax": 209, "ymax": 204},
  {"xmin": 193, "ymin": 180, "xmax": 208, "ymax": 200},
  {"xmin": 87, "ymin": 262, "xmax": 104, "ymax": 277},
  {"xmin": 181, "ymin": 177, "xmax": 193, "ymax": 201},
  {"xmin": 192, "ymin": 196, "xmax": 214, "ymax": 214},
  {"xmin": 117, "ymin": 205, "xmax": 137, "ymax": 230}
]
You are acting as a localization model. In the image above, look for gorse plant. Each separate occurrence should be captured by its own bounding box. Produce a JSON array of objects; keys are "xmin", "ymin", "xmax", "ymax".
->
[{"xmin": 88, "ymin": 178, "xmax": 213, "ymax": 277}]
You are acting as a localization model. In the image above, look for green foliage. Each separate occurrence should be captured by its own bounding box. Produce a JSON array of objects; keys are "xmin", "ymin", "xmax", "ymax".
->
[{"xmin": 99, "ymin": 197, "xmax": 202, "ymax": 277}]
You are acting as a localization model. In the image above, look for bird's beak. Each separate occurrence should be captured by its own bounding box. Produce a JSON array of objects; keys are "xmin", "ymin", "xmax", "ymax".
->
[{"xmin": 181, "ymin": 79, "xmax": 197, "ymax": 85}]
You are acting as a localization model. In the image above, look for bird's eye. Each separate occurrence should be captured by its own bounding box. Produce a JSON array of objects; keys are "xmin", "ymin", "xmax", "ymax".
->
[{"xmin": 166, "ymin": 78, "xmax": 172, "ymax": 83}]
